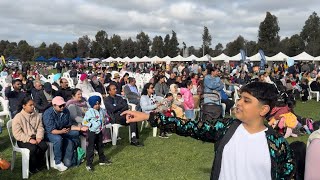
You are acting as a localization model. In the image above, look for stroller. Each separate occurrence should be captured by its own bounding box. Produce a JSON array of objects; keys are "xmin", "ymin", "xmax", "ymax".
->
[{"xmin": 200, "ymin": 90, "xmax": 223, "ymax": 123}]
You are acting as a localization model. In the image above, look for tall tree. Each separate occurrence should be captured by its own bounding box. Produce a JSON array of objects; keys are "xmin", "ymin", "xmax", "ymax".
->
[
  {"xmin": 93, "ymin": 30, "xmax": 109, "ymax": 57},
  {"xmin": 136, "ymin": 31, "xmax": 151, "ymax": 58},
  {"xmin": 0, "ymin": 40, "xmax": 9, "ymax": 55},
  {"xmin": 225, "ymin": 35, "xmax": 245, "ymax": 56},
  {"xmin": 300, "ymin": 12, "xmax": 320, "ymax": 56},
  {"xmin": 17, "ymin": 40, "xmax": 34, "ymax": 61},
  {"xmin": 48, "ymin": 42, "xmax": 62, "ymax": 58},
  {"xmin": 188, "ymin": 46, "xmax": 197, "ymax": 56},
  {"xmin": 163, "ymin": 34, "xmax": 170, "ymax": 56},
  {"xmin": 202, "ymin": 26, "xmax": 212, "ymax": 56},
  {"xmin": 108, "ymin": 34, "xmax": 122, "ymax": 58},
  {"xmin": 279, "ymin": 37, "xmax": 290, "ymax": 55},
  {"xmin": 245, "ymin": 41, "xmax": 258, "ymax": 56},
  {"xmin": 77, "ymin": 35, "xmax": 91, "ymax": 57},
  {"xmin": 37, "ymin": 42, "xmax": 48, "ymax": 58},
  {"xmin": 168, "ymin": 30, "xmax": 179, "ymax": 57},
  {"xmin": 288, "ymin": 34, "xmax": 305, "ymax": 56},
  {"xmin": 150, "ymin": 36, "xmax": 164, "ymax": 57},
  {"xmin": 63, "ymin": 42, "xmax": 77, "ymax": 58},
  {"xmin": 120, "ymin": 38, "xmax": 136, "ymax": 58},
  {"xmin": 212, "ymin": 43, "xmax": 223, "ymax": 56},
  {"xmin": 4, "ymin": 42, "xmax": 18, "ymax": 58},
  {"xmin": 258, "ymin": 12, "xmax": 280, "ymax": 56}
]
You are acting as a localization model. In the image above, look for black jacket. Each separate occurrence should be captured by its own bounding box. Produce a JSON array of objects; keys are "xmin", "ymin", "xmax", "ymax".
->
[
  {"xmin": 104, "ymin": 95, "xmax": 128, "ymax": 115},
  {"xmin": 56, "ymin": 87, "xmax": 73, "ymax": 101},
  {"xmin": 31, "ymin": 88, "xmax": 51, "ymax": 113},
  {"xmin": 5, "ymin": 87, "xmax": 26, "ymax": 116}
]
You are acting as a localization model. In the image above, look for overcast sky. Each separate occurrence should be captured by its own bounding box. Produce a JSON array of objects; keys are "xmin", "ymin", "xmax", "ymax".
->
[{"xmin": 0, "ymin": 0, "xmax": 319, "ymax": 48}]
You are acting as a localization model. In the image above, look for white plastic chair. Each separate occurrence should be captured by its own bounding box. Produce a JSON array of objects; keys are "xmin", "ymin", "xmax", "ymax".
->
[
  {"xmin": 0, "ymin": 96, "xmax": 11, "ymax": 122},
  {"xmin": 111, "ymin": 103, "xmax": 135, "ymax": 146},
  {"xmin": 80, "ymin": 123, "xmax": 113, "ymax": 151},
  {"xmin": 62, "ymin": 72, "xmax": 70, "ymax": 79},
  {"xmin": 233, "ymin": 86, "xmax": 240, "ymax": 104},
  {"xmin": 7, "ymin": 120, "xmax": 49, "ymax": 179},
  {"xmin": 308, "ymin": 81, "xmax": 319, "ymax": 102}
]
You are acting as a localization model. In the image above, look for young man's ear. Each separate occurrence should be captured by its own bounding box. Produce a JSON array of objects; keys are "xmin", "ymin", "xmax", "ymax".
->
[{"xmin": 260, "ymin": 105, "xmax": 270, "ymax": 117}]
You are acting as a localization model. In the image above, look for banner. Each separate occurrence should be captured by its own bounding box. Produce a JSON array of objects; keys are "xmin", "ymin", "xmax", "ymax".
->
[
  {"xmin": 287, "ymin": 58, "xmax": 294, "ymax": 67},
  {"xmin": 0, "ymin": 55, "xmax": 5, "ymax": 65},
  {"xmin": 240, "ymin": 49, "xmax": 246, "ymax": 62},
  {"xmin": 258, "ymin": 49, "xmax": 266, "ymax": 72}
]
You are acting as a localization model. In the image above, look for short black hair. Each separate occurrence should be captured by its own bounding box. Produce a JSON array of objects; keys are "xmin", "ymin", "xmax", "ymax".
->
[
  {"xmin": 240, "ymin": 82, "xmax": 278, "ymax": 117},
  {"xmin": 12, "ymin": 79, "xmax": 22, "ymax": 84},
  {"xmin": 165, "ymin": 93, "xmax": 173, "ymax": 98},
  {"xmin": 71, "ymin": 88, "xmax": 81, "ymax": 96}
]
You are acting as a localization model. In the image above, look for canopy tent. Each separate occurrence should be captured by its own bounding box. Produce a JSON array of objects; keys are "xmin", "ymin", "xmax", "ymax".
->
[
  {"xmin": 35, "ymin": 56, "xmax": 46, "ymax": 62},
  {"xmin": 198, "ymin": 54, "xmax": 212, "ymax": 61},
  {"xmin": 314, "ymin": 56, "xmax": 320, "ymax": 61},
  {"xmin": 292, "ymin": 52, "xmax": 314, "ymax": 61},
  {"xmin": 48, "ymin": 57, "xmax": 59, "ymax": 61},
  {"xmin": 162, "ymin": 55, "xmax": 172, "ymax": 62},
  {"xmin": 151, "ymin": 56, "xmax": 161, "ymax": 62},
  {"xmin": 211, "ymin": 53, "xmax": 230, "ymax": 61},
  {"xmin": 248, "ymin": 53, "xmax": 266, "ymax": 62},
  {"xmin": 137, "ymin": 56, "xmax": 150, "ymax": 62},
  {"xmin": 85, "ymin": 58, "xmax": 100, "ymax": 63},
  {"xmin": 228, "ymin": 53, "xmax": 244, "ymax": 61},
  {"xmin": 73, "ymin": 57, "xmax": 83, "ymax": 61},
  {"xmin": 185, "ymin": 54, "xmax": 199, "ymax": 62},
  {"xmin": 122, "ymin": 57, "xmax": 131, "ymax": 62},
  {"xmin": 61, "ymin": 58, "xmax": 73, "ymax": 61},
  {"xmin": 101, "ymin": 57, "xmax": 115, "ymax": 62},
  {"xmin": 171, "ymin": 55, "xmax": 185, "ymax": 62},
  {"xmin": 267, "ymin": 52, "xmax": 288, "ymax": 62}
]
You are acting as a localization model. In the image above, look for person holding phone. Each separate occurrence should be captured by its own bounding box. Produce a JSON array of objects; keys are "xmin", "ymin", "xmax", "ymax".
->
[{"xmin": 42, "ymin": 96, "xmax": 88, "ymax": 172}]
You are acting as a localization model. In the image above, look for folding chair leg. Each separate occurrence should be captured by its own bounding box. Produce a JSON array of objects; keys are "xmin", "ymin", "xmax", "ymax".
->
[
  {"xmin": 112, "ymin": 127, "xmax": 119, "ymax": 146},
  {"xmin": 21, "ymin": 151, "xmax": 30, "ymax": 179},
  {"xmin": 153, "ymin": 127, "xmax": 157, "ymax": 137},
  {"xmin": 140, "ymin": 121, "xmax": 145, "ymax": 132},
  {"xmin": 45, "ymin": 150, "xmax": 50, "ymax": 170},
  {"xmin": 11, "ymin": 151, "xmax": 16, "ymax": 171}
]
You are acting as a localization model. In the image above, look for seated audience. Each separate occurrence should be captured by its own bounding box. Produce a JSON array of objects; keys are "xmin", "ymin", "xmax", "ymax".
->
[
  {"xmin": 104, "ymin": 84, "xmax": 143, "ymax": 146},
  {"xmin": 5, "ymin": 79, "xmax": 27, "ymax": 118},
  {"xmin": 43, "ymin": 96, "xmax": 88, "ymax": 171},
  {"xmin": 12, "ymin": 97, "xmax": 48, "ymax": 174},
  {"xmin": 76, "ymin": 73, "xmax": 95, "ymax": 95},
  {"xmin": 66, "ymin": 88, "xmax": 88, "ymax": 124},
  {"xmin": 32, "ymin": 80, "xmax": 51, "ymax": 113}
]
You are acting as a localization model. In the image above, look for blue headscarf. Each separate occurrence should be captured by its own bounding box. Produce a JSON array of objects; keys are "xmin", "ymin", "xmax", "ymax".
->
[{"xmin": 88, "ymin": 96, "xmax": 101, "ymax": 108}]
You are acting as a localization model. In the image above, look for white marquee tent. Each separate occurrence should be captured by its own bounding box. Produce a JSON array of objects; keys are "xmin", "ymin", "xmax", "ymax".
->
[{"xmin": 98, "ymin": 51, "xmax": 319, "ymax": 63}]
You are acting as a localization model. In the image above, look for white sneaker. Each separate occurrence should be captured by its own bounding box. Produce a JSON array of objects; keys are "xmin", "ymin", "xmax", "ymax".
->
[{"xmin": 54, "ymin": 162, "xmax": 68, "ymax": 172}]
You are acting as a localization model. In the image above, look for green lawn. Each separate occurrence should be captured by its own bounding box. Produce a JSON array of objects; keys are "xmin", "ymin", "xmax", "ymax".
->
[{"xmin": 0, "ymin": 100, "xmax": 319, "ymax": 180}]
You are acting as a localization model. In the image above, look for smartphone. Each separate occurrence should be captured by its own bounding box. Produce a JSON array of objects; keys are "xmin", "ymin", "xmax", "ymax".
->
[{"xmin": 65, "ymin": 125, "xmax": 72, "ymax": 129}]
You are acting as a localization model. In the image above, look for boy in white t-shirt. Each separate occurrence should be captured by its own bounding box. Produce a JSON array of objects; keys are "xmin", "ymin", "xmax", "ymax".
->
[{"xmin": 122, "ymin": 81, "xmax": 296, "ymax": 180}]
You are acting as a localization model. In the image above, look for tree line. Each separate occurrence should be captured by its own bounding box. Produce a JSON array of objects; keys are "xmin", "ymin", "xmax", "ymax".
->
[{"xmin": 0, "ymin": 11, "xmax": 320, "ymax": 62}]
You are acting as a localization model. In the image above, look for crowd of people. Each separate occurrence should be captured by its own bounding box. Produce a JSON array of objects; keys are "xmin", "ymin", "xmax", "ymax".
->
[{"xmin": 2, "ymin": 59, "xmax": 320, "ymax": 179}]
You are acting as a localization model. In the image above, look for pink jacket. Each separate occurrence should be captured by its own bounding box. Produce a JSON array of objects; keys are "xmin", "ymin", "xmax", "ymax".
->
[{"xmin": 180, "ymin": 88, "xmax": 194, "ymax": 110}]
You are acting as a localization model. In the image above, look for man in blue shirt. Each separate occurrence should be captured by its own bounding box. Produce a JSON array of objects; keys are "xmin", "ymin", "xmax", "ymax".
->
[{"xmin": 43, "ymin": 96, "xmax": 88, "ymax": 171}]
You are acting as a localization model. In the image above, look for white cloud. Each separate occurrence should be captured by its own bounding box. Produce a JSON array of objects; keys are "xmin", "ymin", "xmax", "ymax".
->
[{"xmin": 0, "ymin": 0, "xmax": 319, "ymax": 48}]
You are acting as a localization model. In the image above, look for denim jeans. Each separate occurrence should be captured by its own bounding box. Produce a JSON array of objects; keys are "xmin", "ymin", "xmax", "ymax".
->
[
  {"xmin": 46, "ymin": 130, "xmax": 79, "ymax": 166},
  {"xmin": 185, "ymin": 110, "xmax": 195, "ymax": 120}
]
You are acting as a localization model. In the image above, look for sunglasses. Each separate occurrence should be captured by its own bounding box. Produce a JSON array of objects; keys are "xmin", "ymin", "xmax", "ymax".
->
[{"xmin": 56, "ymin": 104, "xmax": 65, "ymax": 108}]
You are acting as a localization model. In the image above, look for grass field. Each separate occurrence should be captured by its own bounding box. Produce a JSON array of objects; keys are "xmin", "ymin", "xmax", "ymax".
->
[{"xmin": 0, "ymin": 99, "xmax": 319, "ymax": 180}]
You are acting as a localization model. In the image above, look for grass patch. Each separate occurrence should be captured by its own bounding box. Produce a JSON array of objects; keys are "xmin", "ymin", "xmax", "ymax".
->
[{"xmin": 0, "ymin": 100, "xmax": 318, "ymax": 179}]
